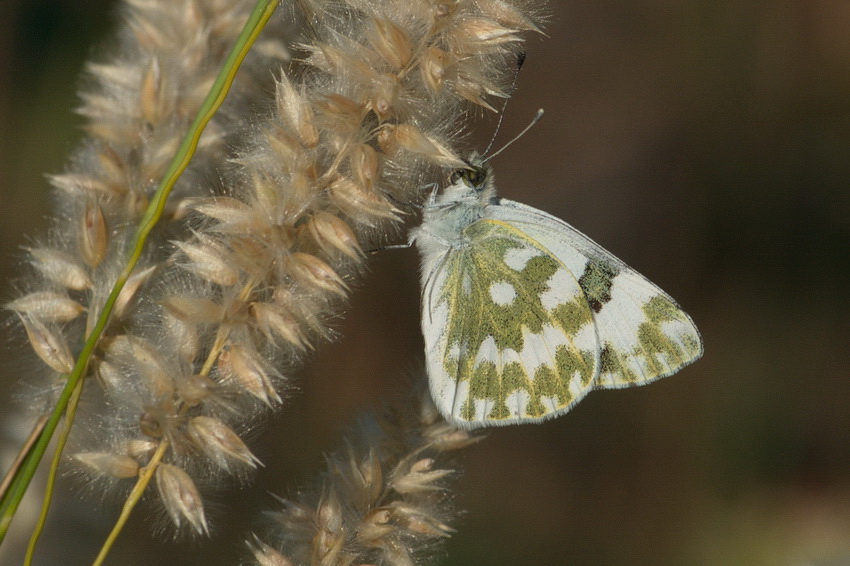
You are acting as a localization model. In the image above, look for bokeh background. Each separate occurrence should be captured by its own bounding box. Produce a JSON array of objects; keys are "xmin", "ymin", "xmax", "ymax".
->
[{"xmin": 2, "ymin": 1, "xmax": 850, "ymax": 564}]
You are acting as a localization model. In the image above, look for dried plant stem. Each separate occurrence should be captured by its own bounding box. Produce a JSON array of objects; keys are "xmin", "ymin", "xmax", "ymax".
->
[
  {"xmin": 0, "ymin": 0, "xmax": 279, "ymax": 543},
  {"xmin": 93, "ymin": 288, "xmax": 239, "ymax": 556},
  {"xmin": 199, "ymin": 277, "xmax": 262, "ymax": 376},
  {"xmin": 93, "ymin": 440, "xmax": 171, "ymax": 566},
  {"xmin": 23, "ymin": 380, "xmax": 85, "ymax": 566},
  {"xmin": 0, "ymin": 416, "xmax": 47, "ymax": 501},
  {"xmin": 0, "ymin": 359, "xmax": 88, "ymax": 542}
]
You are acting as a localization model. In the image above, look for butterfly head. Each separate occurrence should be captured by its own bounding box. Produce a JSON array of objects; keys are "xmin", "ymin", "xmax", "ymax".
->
[{"xmin": 439, "ymin": 153, "xmax": 496, "ymax": 205}]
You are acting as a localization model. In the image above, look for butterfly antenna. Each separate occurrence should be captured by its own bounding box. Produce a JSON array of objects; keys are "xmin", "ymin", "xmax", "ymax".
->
[
  {"xmin": 483, "ymin": 108, "xmax": 545, "ymax": 163},
  {"xmin": 483, "ymin": 53, "xmax": 527, "ymax": 156}
]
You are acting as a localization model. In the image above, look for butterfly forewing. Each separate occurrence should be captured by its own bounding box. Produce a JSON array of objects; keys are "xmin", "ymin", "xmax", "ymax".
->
[{"xmin": 422, "ymin": 217, "xmax": 602, "ymax": 426}]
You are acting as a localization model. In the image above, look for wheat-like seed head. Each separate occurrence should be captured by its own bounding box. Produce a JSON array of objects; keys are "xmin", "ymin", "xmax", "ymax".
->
[
  {"xmin": 6, "ymin": 0, "xmax": 546, "ymax": 540},
  {"xmin": 249, "ymin": 383, "xmax": 480, "ymax": 565}
]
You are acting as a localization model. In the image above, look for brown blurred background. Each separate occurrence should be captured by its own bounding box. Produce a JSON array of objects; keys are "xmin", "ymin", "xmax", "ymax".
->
[{"xmin": 2, "ymin": 1, "xmax": 850, "ymax": 564}]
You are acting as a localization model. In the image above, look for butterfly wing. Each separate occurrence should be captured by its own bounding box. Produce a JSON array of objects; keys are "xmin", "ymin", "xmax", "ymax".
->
[
  {"xmin": 420, "ymin": 213, "xmax": 604, "ymax": 427},
  {"xmin": 489, "ymin": 198, "xmax": 703, "ymax": 391}
]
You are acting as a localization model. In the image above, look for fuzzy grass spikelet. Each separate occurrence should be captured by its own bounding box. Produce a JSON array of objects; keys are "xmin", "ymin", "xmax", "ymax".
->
[
  {"xmin": 4, "ymin": 0, "xmax": 546, "ymax": 546},
  {"xmin": 5, "ymin": 0, "xmax": 290, "ymax": 537},
  {"xmin": 249, "ymin": 385, "xmax": 480, "ymax": 566}
]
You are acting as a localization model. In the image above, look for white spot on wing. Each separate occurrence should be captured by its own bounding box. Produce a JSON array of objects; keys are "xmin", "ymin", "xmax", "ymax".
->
[
  {"xmin": 517, "ymin": 324, "xmax": 567, "ymax": 376},
  {"xmin": 504, "ymin": 389, "xmax": 530, "ymax": 418},
  {"xmin": 593, "ymin": 282, "xmax": 655, "ymax": 336},
  {"xmin": 540, "ymin": 269, "xmax": 581, "ymax": 310},
  {"xmin": 475, "ymin": 335, "xmax": 498, "ymax": 368},
  {"xmin": 503, "ymin": 246, "xmax": 542, "ymax": 272},
  {"xmin": 489, "ymin": 281, "xmax": 517, "ymax": 306}
]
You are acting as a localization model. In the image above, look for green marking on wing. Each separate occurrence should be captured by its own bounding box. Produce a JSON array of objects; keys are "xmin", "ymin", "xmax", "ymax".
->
[
  {"xmin": 644, "ymin": 294, "xmax": 685, "ymax": 325},
  {"xmin": 552, "ymin": 298, "xmax": 593, "ymax": 335},
  {"xmin": 600, "ymin": 344, "xmax": 640, "ymax": 384},
  {"xmin": 635, "ymin": 295, "xmax": 701, "ymax": 370},
  {"xmin": 526, "ymin": 345, "xmax": 596, "ymax": 417},
  {"xmin": 600, "ymin": 295, "xmax": 702, "ymax": 387},
  {"xmin": 437, "ymin": 220, "xmax": 597, "ymax": 421},
  {"xmin": 464, "ymin": 360, "xmax": 499, "ymax": 420}
]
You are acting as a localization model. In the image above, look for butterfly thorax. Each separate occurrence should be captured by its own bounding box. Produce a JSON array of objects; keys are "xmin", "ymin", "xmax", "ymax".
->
[{"xmin": 415, "ymin": 157, "xmax": 496, "ymax": 240}]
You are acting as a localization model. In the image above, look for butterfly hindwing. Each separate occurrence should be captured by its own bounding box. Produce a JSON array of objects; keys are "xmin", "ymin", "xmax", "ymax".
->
[{"xmin": 490, "ymin": 199, "xmax": 704, "ymax": 390}]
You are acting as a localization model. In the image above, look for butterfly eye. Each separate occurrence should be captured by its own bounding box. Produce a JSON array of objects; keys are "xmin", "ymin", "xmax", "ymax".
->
[
  {"xmin": 449, "ymin": 169, "xmax": 465, "ymax": 184},
  {"xmin": 449, "ymin": 166, "xmax": 488, "ymax": 188},
  {"xmin": 467, "ymin": 166, "xmax": 487, "ymax": 187}
]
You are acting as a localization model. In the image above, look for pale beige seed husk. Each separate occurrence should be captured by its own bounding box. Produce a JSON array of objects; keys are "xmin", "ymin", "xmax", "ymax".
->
[
  {"xmin": 79, "ymin": 200, "xmax": 108, "ymax": 267},
  {"xmin": 218, "ymin": 344, "xmax": 281, "ymax": 406},
  {"xmin": 303, "ymin": 213, "xmax": 363, "ymax": 260},
  {"xmin": 388, "ymin": 501, "xmax": 454, "ymax": 536},
  {"xmin": 421, "ymin": 46, "xmax": 450, "ymax": 93},
  {"xmin": 381, "ymin": 546, "xmax": 416, "ymax": 566},
  {"xmin": 368, "ymin": 73, "xmax": 400, "ymax": 120},
  {"xmin": 160, "ymin": 295, "xmax": 224, "ymax": 324},
  {"xmin": 314, "ymin": 490, "xmax": 346, "ymax": 565},
  {"xmin": 358, "ymin": 448, "xmax": 383, "ymax": 503},
  {"xmin": 350, "ymin": 143, "xmax": 379, "ymax": 190},
  {"xmin": 458, "ymin": 18, "xmax": 522, "ymax": 45},
  {"xmin": 477, "ymin": 0, "xmax": 541, "ymax": 32},
  {"xmin": 155, "ymin": 463, "xmax": 208, "ymax": 535},
  {"xmin": 287, "ymin": 252, "xmax": 349, "ymax": 297},
  {"xmin": 19, "ymin": 314, "xmax": 74, "ymax": 374},
  {"xmin": 327, "ymin": 176, "xmax": 401, "ymax": 225},
  {"xmin": 187, "ymin": 415, "xmax": 260, "ymax": 469},
  {"xmin": 96, "ymin": 360, "xmax": 124, "ymax": 392},
  {"xmin": 125, "ymin": 438, "xmax": 157, "ymax": 461},
  {"xmin": 250, "ymin": 301, "xmax": 309, "ymax": 351},
  {"xmin": 276, "ymin": 77, "xmax": 320, "ymax": 148},
  {"xmin": 176, "ymin": 374, "xmax": 215, "ymax": 407},
  {"xmin": 28, "ymin": 247, "xmax": 92, "ymax": 291},
  {"xmin": 113, "ymin": 265, "xmax": 156, "ymax": 320},
  {"xmin": 391, "ymin": 460, "xmax": 451, "ymax": 494},
  {"xmin": 185, "ymin": 196, "xmax": 253, "ymax": 227},
  {"xmin": 357, "ymin": 508, "xmax": 395, "ymax": 543},
  {"xmin": 48, "ymin": 172, "xmax": 114, "ymax": 198},
  {"xmin": 140, "ymin": 58, "xmax": 161, "ymax": 125},
  {"xmin": 262, "ymin": 127, "xmax": 307, "ymax": 176},
  {"xmin": 317, "ymin": 486, "xmax": 344, "ymax": 532},
  {"xmin": 391, "ymin": 124, "xmax": 465, "ymax": 167},
  {"xmin": 174, "ymin": 237, "xmax": 239, "ymax": 287},
  {"xmin": 6, "ymin": 291, "xmax": 85, "ymax": 323},
  {"xmin": 162, "ymin": 312, "xmax": 201, "ymax": 363},
  {"xmin": 95, "ymin": 145, "xmax": 126, "ymax": 186},
  {"xmin": 105, "ymin": 335, "xmax": 174, "ymax": 397},
  {"xmin": 315, "ymin": 93, "xmax": 364, "ymax": 133},
  {"xmin": 425, "ymin": 424, "xmax": 481, "ymax": 450},
  {"xmin": 249, "ymin": 538, "xmax": 295, "ymax": 566},
  {"xmin": 73, "ymin": 452, "xmax": 140, "ymax": 479},
  {"xmin": 370, "ymin": 18, "xmax": 413, "ymax": 69}
]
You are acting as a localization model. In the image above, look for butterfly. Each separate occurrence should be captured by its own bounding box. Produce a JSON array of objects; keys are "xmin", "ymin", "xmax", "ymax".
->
[{"xmin": 411, "ymin": 154, "xmax": 703, "ymax": 428}]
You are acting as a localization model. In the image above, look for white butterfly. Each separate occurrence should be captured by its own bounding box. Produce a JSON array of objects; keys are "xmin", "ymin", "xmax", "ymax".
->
[{"xmin": 411, "ymin": 155, "xmax": 703, "ymax": 428}]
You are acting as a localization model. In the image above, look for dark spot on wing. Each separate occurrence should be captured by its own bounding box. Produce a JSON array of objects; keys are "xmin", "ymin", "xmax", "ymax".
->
[
  {"xmin": 578, "ymin": 258, "xmax": 619, "ymax": 313},
  {"xmin": 600, "ymin": 344, "xmax": 614, "ymax": 373}
]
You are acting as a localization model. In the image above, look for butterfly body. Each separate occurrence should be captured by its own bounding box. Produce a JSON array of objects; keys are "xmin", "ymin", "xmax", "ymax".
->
[{"xmin": 412, "ymin": 155, "xmax": 703, "ymax": 428}]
